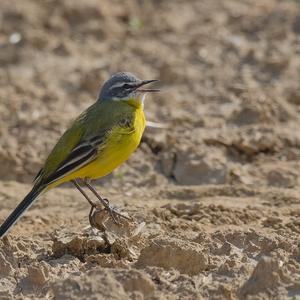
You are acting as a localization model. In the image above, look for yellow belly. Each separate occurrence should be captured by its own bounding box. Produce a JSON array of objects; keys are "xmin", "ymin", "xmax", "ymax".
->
[{"xmin": 49, "ymin": 107, "xmax": 145, "ymax": 188}]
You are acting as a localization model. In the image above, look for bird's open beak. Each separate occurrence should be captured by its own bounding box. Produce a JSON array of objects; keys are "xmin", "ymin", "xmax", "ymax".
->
[{"xmin": 136, "ymin": 79, "xmax": 160, "ymax": 93}]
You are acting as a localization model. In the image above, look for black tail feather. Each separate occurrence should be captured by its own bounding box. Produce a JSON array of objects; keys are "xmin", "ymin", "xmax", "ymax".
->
[{"xmin": 0, "ymin": 185, "xmax": 44, "ymax": 238}]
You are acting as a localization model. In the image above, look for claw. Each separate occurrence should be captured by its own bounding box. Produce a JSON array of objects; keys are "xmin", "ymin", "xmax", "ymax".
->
[
  {"xmin": 88, "ymin": 205, "xmax": 95, "ymax": 227},
  {"xmin": 81, "ymin": 180, "xmax": 131, "ymax": 226},
  {"xmin": 101, "ymin": 198, "xmax": 130, "ymax": 225}
]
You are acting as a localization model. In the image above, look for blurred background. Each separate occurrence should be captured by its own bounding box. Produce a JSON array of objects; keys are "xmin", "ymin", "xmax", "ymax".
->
[
  {"xmin": 1, "ymin": 0, "xmax": 300, "ymax": 190},
  {"xmin": 1, "ymin": 1, "xmax": 300, "ymax": 298}
]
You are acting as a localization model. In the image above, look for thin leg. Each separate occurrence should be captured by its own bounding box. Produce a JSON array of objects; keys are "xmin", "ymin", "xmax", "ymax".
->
[
  {"xmin": 82, "ymin": 179, "xmax": 130, "ymax": 224},
  {"xmin": 72, "ymin": 179, "xmax": 95, "ymax": 207},
  {"xmin": 72, "ymin": 179, "xmax": 98, "ymax": 227},
  {"xmin": 88, "ymin": 205, "xmax": 95, "ymax": 228}
]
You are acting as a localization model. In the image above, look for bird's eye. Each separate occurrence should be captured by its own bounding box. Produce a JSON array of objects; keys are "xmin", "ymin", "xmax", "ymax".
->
[{"xmin": 123, "ymin": 83, "xmax": 132, "ymax": 90}]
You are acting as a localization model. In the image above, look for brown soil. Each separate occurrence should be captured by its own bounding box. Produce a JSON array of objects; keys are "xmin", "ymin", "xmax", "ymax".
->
[{"xmin": 1, "ymin": 0, "xmax": 300, "ymax": 299}]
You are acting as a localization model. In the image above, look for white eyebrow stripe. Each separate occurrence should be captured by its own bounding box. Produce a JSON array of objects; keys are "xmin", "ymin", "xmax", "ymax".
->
[{"xmin": 109, "ymin": 82, "xmax": 126, "ymax": 90}]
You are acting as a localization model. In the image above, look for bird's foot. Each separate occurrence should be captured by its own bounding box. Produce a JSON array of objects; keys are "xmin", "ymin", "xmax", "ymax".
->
[
  {"xmin": 89, "ymin": 198, "xmax": 130, "ymax": 226},
  {"xmin": 101, "ymin": 198, "xmax": 131, "ymax": 224}
]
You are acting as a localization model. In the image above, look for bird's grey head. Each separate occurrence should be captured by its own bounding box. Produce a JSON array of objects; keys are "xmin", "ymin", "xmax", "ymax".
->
[{"xmin": 98, "ymin": 72, "xmax": 159, "ymax": 103}]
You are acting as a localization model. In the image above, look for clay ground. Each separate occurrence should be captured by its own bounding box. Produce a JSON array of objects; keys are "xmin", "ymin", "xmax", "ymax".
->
[{"xmin": 0, "ymin": 0, "xmax": 300, "ymax": 299}]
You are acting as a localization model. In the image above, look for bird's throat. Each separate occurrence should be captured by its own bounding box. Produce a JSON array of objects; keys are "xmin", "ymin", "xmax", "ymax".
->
[{"xmin": 125, "ymin": 97, "xmax": 144, "ymax": 109}]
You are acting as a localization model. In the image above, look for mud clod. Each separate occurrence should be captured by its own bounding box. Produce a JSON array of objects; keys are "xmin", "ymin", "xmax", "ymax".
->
[
  {"xmin": 239, "ymin": 256, "xmax": 285, "ymax": 298},
  {"xmin": 136, "ymin": 237, "xmax": 208, "ymax": 275}
]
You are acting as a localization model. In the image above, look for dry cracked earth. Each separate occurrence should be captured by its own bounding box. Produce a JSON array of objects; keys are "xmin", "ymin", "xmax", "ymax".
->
[{"xmin": 0, "ymin": 0, "xmax": 300, "ymax": 299}]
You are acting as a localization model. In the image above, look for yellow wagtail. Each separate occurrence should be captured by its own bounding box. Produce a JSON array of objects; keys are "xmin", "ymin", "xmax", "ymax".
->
[{"xmin": 0, "ymin": 72, "xmax": 159, "ymax": 238}]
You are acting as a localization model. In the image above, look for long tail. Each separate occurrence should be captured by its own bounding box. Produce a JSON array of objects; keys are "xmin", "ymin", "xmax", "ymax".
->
[{"xmin": 0, "ymin": 185, "xmax": 45, "ymax": 238}]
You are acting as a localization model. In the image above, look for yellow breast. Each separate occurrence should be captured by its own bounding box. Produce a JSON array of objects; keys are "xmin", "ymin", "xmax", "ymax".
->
[
  {"xmin": 55, "ymin": 105, "xmax": 146, "ymax": 183},
  {"xmin": 87, "ymin": 106, "xmax": 145, "ymax": 179}
]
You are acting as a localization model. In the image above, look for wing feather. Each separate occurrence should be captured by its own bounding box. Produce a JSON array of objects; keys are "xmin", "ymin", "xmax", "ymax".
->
[
  {"xmin": 42, "ymin": 133, "xmax": 106, "ymax": 185},
  {"xmin": 33, "ymin": 100, "xmax": 135, "ymax": 186}
]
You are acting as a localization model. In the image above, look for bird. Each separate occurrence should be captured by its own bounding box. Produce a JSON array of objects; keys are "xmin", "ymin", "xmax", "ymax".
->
[{"xmin": 0, "ymin": 72, "xmax": 159, "ymax": 238}]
